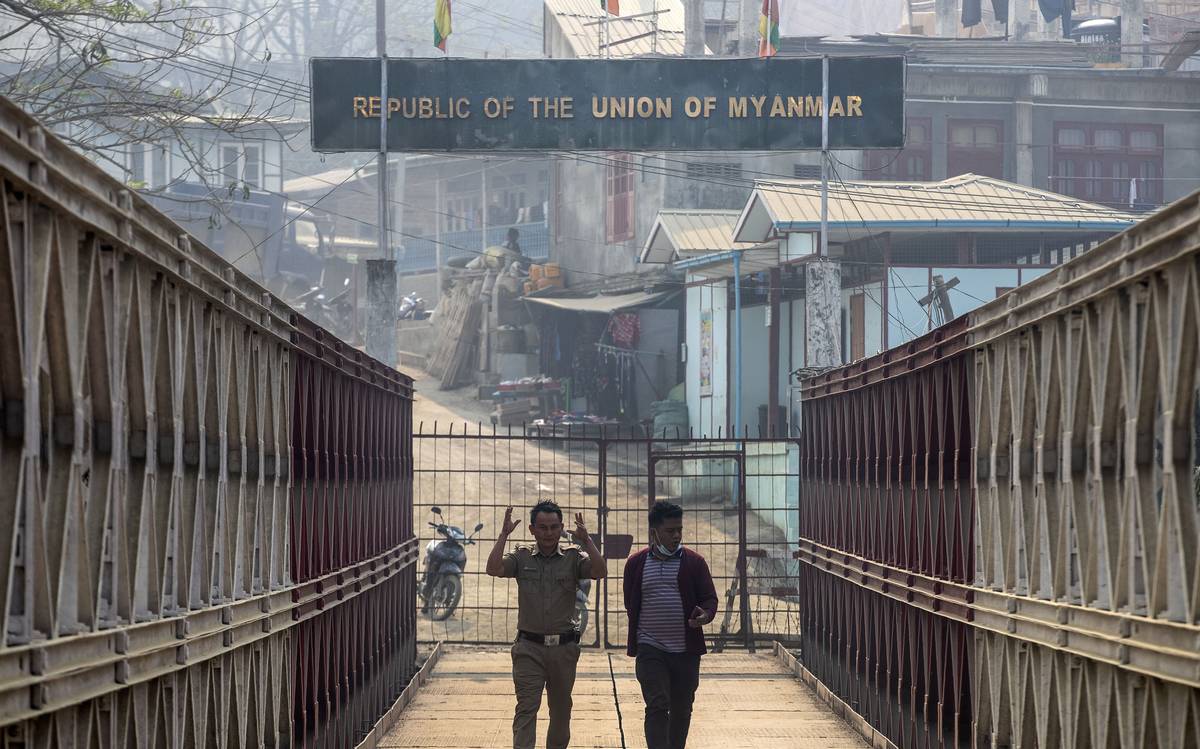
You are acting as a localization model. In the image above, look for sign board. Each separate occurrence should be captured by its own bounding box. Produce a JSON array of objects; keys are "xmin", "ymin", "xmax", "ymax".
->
[{"xmin": 309, "ymin": 57, "xmax": 905, "ymax": 152}]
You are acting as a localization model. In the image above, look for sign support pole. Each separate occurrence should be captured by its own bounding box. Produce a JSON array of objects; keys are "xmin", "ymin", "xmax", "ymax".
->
[
  {"xmin": 820, "ymin": 55, "xmax": 828, "ymax": 259},
  {"xmin": 805, "ymin": 54, "xmax": 842, "ymax": 368},
  {"xmin": 366, "ymin": 0, "xmax": 398, "ymax": 367},
  {"xmin": 378, "ymin": 0, "xmax": 389, "ymax": 262}
]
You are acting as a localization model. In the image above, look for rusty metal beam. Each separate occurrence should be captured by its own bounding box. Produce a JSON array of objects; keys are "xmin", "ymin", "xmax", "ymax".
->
[
  {"xmin": 798, "ymin": 188, "xmax": 1200, "ymax": 748},
  {"xmin": 0, "ymin": 96, "xmax": 418, "ymax": 747}
]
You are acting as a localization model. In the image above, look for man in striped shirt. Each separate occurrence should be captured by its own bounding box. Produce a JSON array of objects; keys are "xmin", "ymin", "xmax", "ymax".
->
[{"xmin": 623, "ymin": 501, "xmax": 718, "ymax": 749}]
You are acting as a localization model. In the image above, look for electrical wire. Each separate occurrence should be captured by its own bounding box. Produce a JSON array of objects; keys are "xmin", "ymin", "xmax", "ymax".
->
[{"xmin": 227, "ymin": 162, "xmax": 368, "ymax": 267}]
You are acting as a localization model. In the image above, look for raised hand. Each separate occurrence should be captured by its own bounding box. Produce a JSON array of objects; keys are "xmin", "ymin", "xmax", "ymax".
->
[
  {"xmin": 502, "ymin": 507, "xmax": 521, "ymax": 537},
  {"xmin": 574, "ymin": 512, "xmax": 591, "ymax": 545}
]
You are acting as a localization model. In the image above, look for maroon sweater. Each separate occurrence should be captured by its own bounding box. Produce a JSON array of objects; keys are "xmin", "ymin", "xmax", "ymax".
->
[{"xmin": 623, "ymin": 547, "xmax": 719, "ymax": 657}]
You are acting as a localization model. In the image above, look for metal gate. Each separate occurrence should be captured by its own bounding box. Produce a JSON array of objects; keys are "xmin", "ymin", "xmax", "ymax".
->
[{"xmin": 412, "ymin": 427, "xmax": 801, "ymax": 650}]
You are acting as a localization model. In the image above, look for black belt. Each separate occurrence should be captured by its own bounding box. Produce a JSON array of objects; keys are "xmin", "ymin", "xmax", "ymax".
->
[{"xmin": 518, "ymin": 630, "xmax": 579, "ymax": 646}]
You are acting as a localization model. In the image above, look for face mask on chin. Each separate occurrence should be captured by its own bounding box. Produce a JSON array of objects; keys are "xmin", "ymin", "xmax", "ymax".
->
[{"xmin": 650, "ymin": 530, "xmax": 680, "ymax": 557}]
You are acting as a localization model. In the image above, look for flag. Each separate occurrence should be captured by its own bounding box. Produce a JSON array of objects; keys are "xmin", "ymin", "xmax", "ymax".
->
[
  {"xmin": 601, "ymin": 0, "xmax": 619, "ymax": 16},
  {"xmin": 434, "ymin": 0, "xmax": 452, "ymax": 51},
  {"xmin": 758, "ymin": 0, "xmax": 780, "ymax": 58}
]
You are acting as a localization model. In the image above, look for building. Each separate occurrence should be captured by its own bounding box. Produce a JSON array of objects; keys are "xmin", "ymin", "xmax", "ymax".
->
[
  {"xmin": 641, "ymin": 175, "xmax": 1137, "ymax": 437},
  {"xmin": 117, "ymin": 116, "xmax": 303, "ymax": 195},
  {"xmin": 544, "ymin": 29, "xmax": 1200, "ymax": 301},
  {"xmin": 783, "ymin": 35, "xmax": 1200, "ymax": 210},
  {"xmin": 284, "ymin": 156, "xmax": 552, "ymax": 277}
]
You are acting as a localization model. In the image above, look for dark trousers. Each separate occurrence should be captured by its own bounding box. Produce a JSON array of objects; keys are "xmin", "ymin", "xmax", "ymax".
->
[{"xmin": 634, "ymin": 644, "xmax": 701, "ymax": 749}]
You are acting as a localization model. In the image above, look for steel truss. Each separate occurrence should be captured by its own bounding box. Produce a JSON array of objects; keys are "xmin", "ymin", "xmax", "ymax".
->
[
  {"xmin": 0, "ymin": 97, "xmax": 417, "ymax": 747},
  {"xmin": 799, "ymin": 191, "xmax": 1200, "ymax": 748}
]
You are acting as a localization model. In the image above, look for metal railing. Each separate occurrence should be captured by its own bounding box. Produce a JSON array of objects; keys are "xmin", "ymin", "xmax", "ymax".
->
[
  {"xmin": 0, "ymin": 96, "xmax": 417, "ymax": 748},
  {"xmin": 797, "ymin": 189, "xmax": 1200, "ymax": 749},
  {"xmin": 412, "ymin": 425, "xmax": 802, "ymax": 651}
]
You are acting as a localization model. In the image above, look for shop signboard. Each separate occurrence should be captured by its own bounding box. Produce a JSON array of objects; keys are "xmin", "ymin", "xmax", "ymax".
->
[{"xmin": 310, "ymin": 56, "xmax": 905, "ymax": 152}]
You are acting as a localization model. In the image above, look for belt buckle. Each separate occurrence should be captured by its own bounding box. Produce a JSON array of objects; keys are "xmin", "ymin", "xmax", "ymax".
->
[{"xmin": 544, "ymin": 634, "xmax": 561, "ymax": 646}]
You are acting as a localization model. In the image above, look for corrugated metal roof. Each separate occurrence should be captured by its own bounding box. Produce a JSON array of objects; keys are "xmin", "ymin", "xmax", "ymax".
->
[
  {"xmin": 640, "ymin": 209, "xmax": 754, "ymax": 263},
  {"xmin": 523, "ymin": 288, "xmax": 676, "ymax": 313},
  {"xmin": 734, "ymin": 174, "xmax": 1138, "ymax": 243},
  {"xmin": 283, "ymin": 166, "xmax": 368, "ymax": 195},
  {"xmin": 545, "ymin": 0, "xmax": 692, "ymax": 57},
  {"xmin": 779, "ymin": 35, "xmax": 1095, "ymax": 68}
]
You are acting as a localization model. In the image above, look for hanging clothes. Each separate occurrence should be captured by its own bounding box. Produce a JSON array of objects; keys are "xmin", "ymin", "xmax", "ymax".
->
[
  {"xmin": 1037, "ymin": 0, "xmax": 1075, "ymax": 36},
  {"xmin": 610, "ymin": 312, "xmax": 640, "ymax": 348},
  {"xmin": 963, "ymin": 0, "xmax": 1009, "ymax": 28}
]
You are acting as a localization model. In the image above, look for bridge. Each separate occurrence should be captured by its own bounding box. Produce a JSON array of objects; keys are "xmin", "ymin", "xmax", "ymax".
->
[{"xmin": 0, "ymin": 94, "xmax": 1197, "ymax": 748}]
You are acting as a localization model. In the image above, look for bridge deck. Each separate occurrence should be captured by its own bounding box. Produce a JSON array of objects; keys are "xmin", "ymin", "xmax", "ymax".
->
[{"xmin": 379, "ymin": 647, "xmax": 867, "ymax": 748}]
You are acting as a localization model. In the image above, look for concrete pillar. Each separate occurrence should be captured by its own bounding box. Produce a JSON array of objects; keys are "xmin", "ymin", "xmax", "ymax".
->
[
  {"xmin": 805, "ymin": 258, "xmax": 841, "ymax": 368},
  {"xmin": 935, "ymin": 0, "xmax": 957, "ymax": 37},
  {"xmin": 1121, "ymin": 0, "xmax": 1144, "ymax": 68},
  {"xmin": 365, "ymin": 259, "xmax": 398, "ymax": 366},
  {"xmin": 685, "ymin": 0, "xmax": 705, "ymax": 56},
  {"xmin": 1015, "ymin": 97, "xmax": 1034, "ymax": 187},
  {"xmin": 740, "ymin": 0, "xmax": 758, "ymax": 56}
]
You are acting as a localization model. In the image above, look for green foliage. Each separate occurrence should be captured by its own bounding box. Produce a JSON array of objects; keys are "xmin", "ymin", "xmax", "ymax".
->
[{"xmin": 28, "ymin": 0, "xmax": 150, "ymax": 22}]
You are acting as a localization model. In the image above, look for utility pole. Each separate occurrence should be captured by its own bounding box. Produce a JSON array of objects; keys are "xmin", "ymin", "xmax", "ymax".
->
[
  {"xmin": 806, "ymin": 55, "xmax": 841, "ymax": 369},
  {"xmin": 739, "ymin": 0, "xmax": 757, "ymax": 56},
  {"xmin": 435, "ymin": 176, "xmax": 444, "ymax": 305},
  {"xmin": 934, "ymin": 0, "xmax": 956, "ymax": 37},
  {"xmin": 366, "ymin": 0, "xmax": 398, "ymax": 366},
  {"xmin": 684, "ymin": 0, "xmax": 705, "ymax": 56}
]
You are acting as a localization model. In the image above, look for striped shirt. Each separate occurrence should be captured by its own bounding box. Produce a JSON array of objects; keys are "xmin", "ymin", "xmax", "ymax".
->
[{"xmin": 636, "ymin": 550, "xmax": 686, "ymax": 653}]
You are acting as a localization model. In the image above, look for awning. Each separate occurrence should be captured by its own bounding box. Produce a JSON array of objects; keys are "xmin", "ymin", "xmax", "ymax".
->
[
  {"xmin": 672, "ymin": 245, "xmax": 779, "ymax": 280},
  {"xmin": 522, "ymin": 289, "xmax": 677, "ymax": 314}
]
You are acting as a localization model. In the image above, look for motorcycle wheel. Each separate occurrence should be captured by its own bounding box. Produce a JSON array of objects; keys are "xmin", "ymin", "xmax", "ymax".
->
[
  {"xmin": 429, "ymin": 575, "xmax": 462, "ymax": 621},
  {"xmin": 576, "ymin": 602, "xmax": 588, "ymax": 639}
]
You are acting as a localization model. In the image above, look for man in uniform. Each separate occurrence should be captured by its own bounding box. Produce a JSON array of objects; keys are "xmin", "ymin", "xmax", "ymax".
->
[{"xmin": 486, "ymin": 501, "xmax": 606, "ymax": 749}]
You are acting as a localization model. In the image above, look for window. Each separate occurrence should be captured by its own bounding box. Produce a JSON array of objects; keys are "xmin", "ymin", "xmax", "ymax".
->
[
  {"xmin": 606, "ymin": 153, "xmax": 635, "ymax": 243},
  {"xmin": 445, "ymin": 195, "xmax": 479, "ymax": 232},
  {"xmin": 947, "ymin": 119, "xmax": 1004, "ymax": 179},
  {"xmin": 863, "ymin": 117, "xmax": 932, "ymax": 181},
  {"xmin": 127, "ymin": 143, "xmax": 170, "ymax": 188},
  {"xmin": 218, "ymin": 142, "xmax": 263, "ymax": 189},
  {"xmin": 793, "ymin": 164, "xmax": 821, "ymax": 179},
  {"xmin": 686, "ymin": 161, "xmax": 743, "ymax": 181},
  {"xmin": 1051, "ymin": 123, "xmax": 1164, "ymax": 208}
]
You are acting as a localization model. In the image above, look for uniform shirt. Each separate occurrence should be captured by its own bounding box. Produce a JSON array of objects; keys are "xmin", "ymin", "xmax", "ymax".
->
[
  {"xmin": 500, "ymin": 544, "xmax": 592, "ymax": 635},
  {"xmin": 635, "ymin": 549, "xmax": 687, "ymax": 653}
]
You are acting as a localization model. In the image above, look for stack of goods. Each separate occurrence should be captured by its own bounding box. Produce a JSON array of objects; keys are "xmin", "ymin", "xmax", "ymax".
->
[
  {"xmin": 527, "ymin": 412, "xmax": 619, "ymax": 439},
  {"xmin": 493, "ymin": 397, "xmax": 542, "ymax": 427},
  {"xmin": 523, "ymin": 263, "xmax": 564, "ymax": 294},
  {"xmin": 426, "ymin": 278, "xmax": 484, "ymax": 389},
  {"xmin": 490, "ymin": 377, "xmax": 564, "ymax": 426},
  {"xmin": 650, "ymin": 399, "xmax": 689, "ymax": 441}
]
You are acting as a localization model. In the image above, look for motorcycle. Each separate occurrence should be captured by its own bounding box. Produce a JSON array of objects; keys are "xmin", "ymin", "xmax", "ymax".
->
[
  {"xmin": 399, "ymin": 291, "xmax": 430, "ymax": 321},
  {"xmin": 288, "ymin": 277, "xmax": 354, "ymax": 341},
  {"xmin": 420, "ymin": 506, "xmax": 484, "ymax": 621}
]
